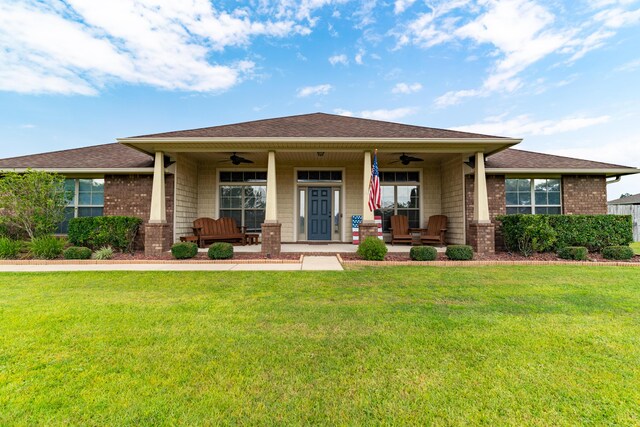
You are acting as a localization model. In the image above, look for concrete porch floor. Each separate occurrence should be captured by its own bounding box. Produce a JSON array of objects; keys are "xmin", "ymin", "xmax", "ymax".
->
[{"xmin": 199, "ymin": 243, "xmax": 447, "ymax": 253}]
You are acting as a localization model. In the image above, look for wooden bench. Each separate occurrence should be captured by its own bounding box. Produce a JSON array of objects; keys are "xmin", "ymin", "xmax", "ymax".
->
[{"xmin": 193, "ymin": 217, "xmax": 246, "ymax": 248}]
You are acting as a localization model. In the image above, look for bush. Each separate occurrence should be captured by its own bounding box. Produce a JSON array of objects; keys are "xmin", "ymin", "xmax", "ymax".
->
[
  {"xmin": 29, "ymin": 236, "xmax": 65, "ymax": 259},
  {"xmin": 557, "ymin": 246, "xmax": 588, "ymax": 261},
  {"xmin": 63, "ymin": 246, "xmax": 92, "ymax": 260},
  {"xmin": 68, "ymin": 216, "xmax": 142, "ymax": 252},
  {"xmin": 602, "ymin": 245, "xmax": 634, "ymax": 260},
  {"xmin": 208, "ymin": 242, "xmax": 234, "ymax": 260},
  {"xmin": 498, "ymin": 215, "xmax": 556, "ymax": 256},
  {"xmin": 446, "ymin": 245, "xmax": 474, "ymax": 261},
  {"xmin": 356, "ymin": 237, "xmax": 387, "ymax": 261},
  {"xmin": 498, "ymin": 214, "xmax": 632, "ymax": 253},
  {"xmin": 171, "ymin": 242, "xmax": 198, "ymax": 259},
  {"xmin": 92, "ymin": 246, "xmax": 114, "ymax": 260},
  {"xmin": 410, "ymin": 246, "xmax": 438, "ymax": 261},
  {"xmin": 0, "ymin": 238, "xmax": 23, "ymax": 259}
]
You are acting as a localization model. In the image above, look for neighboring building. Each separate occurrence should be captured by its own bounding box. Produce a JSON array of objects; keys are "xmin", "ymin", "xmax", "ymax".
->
[
  {"xmin": 608, "ymin": 193, "xmax": 640, "ymax": 241},
  {"xmin": 0, "ymin": 113, "xmax": 638, "ymax": 255}
]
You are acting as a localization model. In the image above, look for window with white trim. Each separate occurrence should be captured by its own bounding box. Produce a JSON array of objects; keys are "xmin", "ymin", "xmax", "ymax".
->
[
  {"xmin": 506, "ymin": 178, "xmax": 561, "ymax": 214},
  {"xmin": 219, "ymin": 171, "xmax": 267, "ymax": 232},
  {"xmin": 57, "ymin": 178, "xmax": 104, "ymax": 233},
  {"xmin": 374, "ymin": 171, "xmax": 420, "ymax": 232}
]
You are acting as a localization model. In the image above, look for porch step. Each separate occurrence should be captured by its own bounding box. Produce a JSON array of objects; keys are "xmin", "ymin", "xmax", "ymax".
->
[{"xmin": 301, "ymin": 256, "xmax": 343, "ymax": 271}]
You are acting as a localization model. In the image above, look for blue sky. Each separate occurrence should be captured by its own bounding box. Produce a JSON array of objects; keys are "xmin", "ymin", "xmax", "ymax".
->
[{"xmin": 1, "ymin": 0, "xmax": 639, "ymax": 197}]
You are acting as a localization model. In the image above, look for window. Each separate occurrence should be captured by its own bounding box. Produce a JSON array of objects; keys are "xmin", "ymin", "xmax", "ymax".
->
[
  {"xmin": 219, "ymin": 171, "xmax": 267, "ymax": 232},
  {"xmin": 374, "ymin": 172, "xmax": 420, "ymax": 232},
  {"xmin": 57, "ymin": 178, "xmax": 104, "ymax": 233},
  {"xmin": 506, "ymin": 178, "xmax": 561, "ymax": 214},
  {"xmin": 297, "ymin": 170, "xmax": 342, "ymax": 182}
]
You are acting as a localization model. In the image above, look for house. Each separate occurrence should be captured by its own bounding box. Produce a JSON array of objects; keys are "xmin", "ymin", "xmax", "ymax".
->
[
  {"xmin": 0, "ymin": 113, "xmax": 638, "ymax": 256},
  {"xmin": 608, "ymin": 193, "xmax": 640, "ymax": 241}
]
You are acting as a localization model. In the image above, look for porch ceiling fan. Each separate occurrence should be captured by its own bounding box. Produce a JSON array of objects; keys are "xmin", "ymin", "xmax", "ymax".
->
[
  {"xmin": 218, "ymin": 152, "xmax": 254, "ymax": 165},
  {"xmin": 389, "ymin": 153, "xmax": 424, "ymax": 165}
]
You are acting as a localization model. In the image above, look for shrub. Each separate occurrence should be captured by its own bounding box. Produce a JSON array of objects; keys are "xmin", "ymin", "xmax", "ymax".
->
[
  {"xmin": 410, "ymin": 246, "xmax": 438, "ymax": 261},
  {"xmin": 68, "ymin": 216, "xmax": 142, "ymax": 252},
  {"xmin": 92, "ymin": 246, "xmax": 114, "ymax": 260},
  {"xmin": 171, "ymin": 242, "xmax": 198, "ymax": 260},
  {"xmin": 498, "ymin": 214, "xmax": 632, "ymax": 253},
  {"xmin": 356, "ymin": 237, "xmax": 387, "ymax": 261},
  {"xmin": 0, "ymin": 238, "xmax": 23, "ymax": 259},
  {"xmin": 557, "ymin": 246, "xmax": 588, "ymax": 261},
  {"xmin": 498, "ymin": 215, "xmax": 556, "ymax": 256},
  {"xmin": 446, "ymin": 245, "xmax": 474, "ymax": 261},
  {"xmin": 0, "ymin": 171, "xmax": 70, "ymax": 239},
  {"xmin": 63, "ymin": 246, "xmax": 92, "ymax": 260},
  {"xmin": 208, "ymin": 242, "xmax": 234, "ymax": 260},
  {"xmin": 602, "ymin": 245, "xmax": 634, "ymax": 260},
  {"xmin": 29, "ymin": 236, "xmax": 65, "ymax": 259}
]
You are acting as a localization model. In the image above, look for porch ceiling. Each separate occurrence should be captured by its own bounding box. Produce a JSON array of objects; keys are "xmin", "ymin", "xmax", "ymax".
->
[{"xmin": 177, "ymin": 150, "xmax": 457, "ymax": 167}]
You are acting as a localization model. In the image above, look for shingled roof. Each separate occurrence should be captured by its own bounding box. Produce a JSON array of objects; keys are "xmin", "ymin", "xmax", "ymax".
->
[
  {"xmin": 608, "ymin": 193, "xmax": 640, "ymax": 205},
  {"xmin": 486, "ymin": 148, "xmax": 636, "ymax": 170},
  {"xmin": 129, "ymin": 112, "xmax": 507, "ymax": 139},
  {"xmin": 0, "ymin": 143, "xmax": 154, "ymax": 169}
]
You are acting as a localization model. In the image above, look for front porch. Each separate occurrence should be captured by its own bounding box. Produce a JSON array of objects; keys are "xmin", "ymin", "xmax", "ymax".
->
[{"xmin": 216, "ymin": 243, "xmax": 446, "ymax": 253}]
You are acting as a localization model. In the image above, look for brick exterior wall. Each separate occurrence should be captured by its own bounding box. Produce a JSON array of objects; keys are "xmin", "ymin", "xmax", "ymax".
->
[
  {"xmin": 104, "ymin": 174, "xmax": 175, "ymax": 250},
  {"xmin": 261, "ymin": 222, "xmax": 282, "ymax": 257},
  {"xmin": 465, "ymin": 174, "xmax": 506, "ymax": 250},
  {"xmin": 562, "ymin": 175, "xmax": 607, "ymax": 214}
]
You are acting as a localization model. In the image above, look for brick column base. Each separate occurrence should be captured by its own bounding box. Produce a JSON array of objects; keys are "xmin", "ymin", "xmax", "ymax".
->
[
  {"xmin": 261, "ymin": 222, "xmax": 282, "ymax": 257},
  {"xmin": 468, "ymin": 222, "xmax": 495, "ymax": 255},
  {"xmin": 358, "ymin": 222, "xmax": 379, "ymax": 243},
  {"xmin": 145, "ymin": 223, "xmax": 170, "ymax": 257}
]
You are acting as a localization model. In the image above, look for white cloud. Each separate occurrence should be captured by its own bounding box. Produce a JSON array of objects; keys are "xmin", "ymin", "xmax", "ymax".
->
[
  {"xmin": 329, "ymin": 54, "xmax": 349, "ymax": 65},
  {"xmin": 391, "ymin": 82, "xmax": 423, "ymax": 94},
  {"xmin": 394, "ymin": 0, "xmax": 417, "ymax": 14},
  {"xmin": 453, "ymin": 113, "xmax": 611, "ymax": 136},
  {"xmin": 616, "ymin": 58, "xmax": 640, "ymax": 72},
  {"xmin": 0, "ymin": 0, "xmax": 316, "ymax": 95},
  {"xmin": 594, "ymin": 6, "xmax": 640, "ymax": 28},
  {"xmin": 334, "ymin": 107, "xmax": 417, "ymax": 121},
  {"xmin": 355, "ymin": 49, "xmax": 365, "ymax": 65},
  {"xmin": 297, "ymin": 84, "xmax": 333, "ymax": 97}
]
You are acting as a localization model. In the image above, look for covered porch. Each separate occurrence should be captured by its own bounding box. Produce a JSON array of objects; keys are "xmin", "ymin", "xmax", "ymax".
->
[{"xmin": 119, "ymin": 140, "xmax": 515, "ymax": 256}]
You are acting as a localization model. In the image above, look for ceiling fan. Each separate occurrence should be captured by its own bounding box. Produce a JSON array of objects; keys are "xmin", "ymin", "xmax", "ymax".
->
[
  {"xmin": 218, "ymin": 152, "xmax": 254, "ymax": 165},
  {"xmin": 389, "ymin": 153, "xmax": 424, "ymax": 165}
]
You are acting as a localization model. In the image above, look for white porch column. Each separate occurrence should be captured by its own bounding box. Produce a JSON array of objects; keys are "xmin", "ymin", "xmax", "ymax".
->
[
  {"xmin": 362, "ymin": 150, "xmax": 374, "ymax": 222},
  {"xmin": 265, "ymin": 150, "xmax": 277, "ymax": 222},
  {"xmin": 473, "ymin": 151, "xmax": 490, "ymax": 223},
  {"xmin": 149, "ymin": 151, "xmax": 166, "ymax": 223}
]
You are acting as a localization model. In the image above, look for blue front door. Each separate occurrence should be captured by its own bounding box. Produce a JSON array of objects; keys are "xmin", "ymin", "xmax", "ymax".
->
[{"xmin": 308, "ymin": 187, "xmax": 332, "ymax": 240}]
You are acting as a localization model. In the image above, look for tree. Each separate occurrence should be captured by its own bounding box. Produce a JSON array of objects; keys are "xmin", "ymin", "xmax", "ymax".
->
[
  {"xmin": 620, "ymin": 193, "xmax": 632, "ymax": 199},
  {"xmin": 0, "ymin": 171, "xmax": 71, "ymax": 239}
]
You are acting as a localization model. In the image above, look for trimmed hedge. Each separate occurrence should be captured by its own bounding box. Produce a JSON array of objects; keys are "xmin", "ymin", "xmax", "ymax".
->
[
  {"xmin": 410, "ymin": 246, "xmax": 438, "ymax": 261},
  {"xmin": 446, "ymin": 245, "xmax": 474, "ymax": 261},
  {"xmin": 63, "ymin": 246, "xmax": 92, "ymax": 260},
  {"xmin": 558, "ymin": 246, "xmax": 588, "ymax": 261},
  {"xmin": 68, "ymin": 216, "xmax": 142, "ymax": 253},
  {"xmin": 357, "ymin": 236, "xmax": 388, "ymax": 261},
  {"xmin": 171, "ymin": 242, "xmax": 198, "ymax": 260},
  {"xmin": 498, "ymin": 214, "xmax": 632, "ymax": 254},
  {"xmin": 208, "ymin": 242, "xmax": 234, "ymax": 260},
  {"xmin": 602, "ymin": 245, "xmax": 634, "ymax": 260}
]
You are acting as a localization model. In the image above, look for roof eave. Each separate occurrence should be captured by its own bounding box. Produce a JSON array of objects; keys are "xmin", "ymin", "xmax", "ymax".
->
[
  {"xmin": 0, "ymin": 167, "xmax": 156, "ymax": 174},
  {"xmin": 485, "ymin": 167, "xmax": 640, "ymax": 177}
]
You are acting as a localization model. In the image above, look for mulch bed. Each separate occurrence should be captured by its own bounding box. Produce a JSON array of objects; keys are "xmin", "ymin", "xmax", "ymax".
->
[{"xmin": 339, "ymin": 251, "xmax": 640, "ymax": 263}]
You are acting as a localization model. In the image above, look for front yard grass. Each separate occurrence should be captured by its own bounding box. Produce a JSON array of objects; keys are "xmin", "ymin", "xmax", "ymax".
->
[
  {"xmin": 1, "ymin": 266, "xmax": 640, "ymax": 425},
  {"xmin": 631, "ymin": 241, "xmax": 640, "ymax": 255}
]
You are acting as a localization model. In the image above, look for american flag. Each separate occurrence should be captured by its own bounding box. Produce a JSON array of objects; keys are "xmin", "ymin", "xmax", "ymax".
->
[{"xmin": 368, "ymin": 150, "xmax": 381, "ymax": 211}]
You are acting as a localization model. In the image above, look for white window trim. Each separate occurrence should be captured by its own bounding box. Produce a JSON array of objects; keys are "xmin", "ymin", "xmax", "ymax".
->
[
  {"xmin": 377, "ymin": 168, "xmax": 423, "ymax": 233},
  {"xmin": 216, "ymin": 168, "xmax": 268, "ymax": 231},
  {"xmin": 505, "ymin": 177, "xmax": 563, "ymax": 214}
]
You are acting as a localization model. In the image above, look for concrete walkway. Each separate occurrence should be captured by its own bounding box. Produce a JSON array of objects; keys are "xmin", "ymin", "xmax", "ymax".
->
[{"xmin": 0, "ymin": 256, "xmax": 344, "ymax": 272}]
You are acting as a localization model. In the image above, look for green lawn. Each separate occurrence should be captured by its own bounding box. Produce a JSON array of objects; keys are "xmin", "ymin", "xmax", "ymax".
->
[
  {"xmin": 1, "ymin": 267, "xmax": 640, "ymax": 425},
  {"xmin": 631, "ymin": 242, "xmax": 640, "ymax": 255}
]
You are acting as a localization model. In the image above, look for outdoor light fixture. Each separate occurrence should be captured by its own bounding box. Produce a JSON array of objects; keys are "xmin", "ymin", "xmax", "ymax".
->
[{"xmin": 317, "ymin": 152, "xmax": 325, "ymax": 157}]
